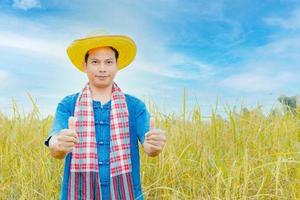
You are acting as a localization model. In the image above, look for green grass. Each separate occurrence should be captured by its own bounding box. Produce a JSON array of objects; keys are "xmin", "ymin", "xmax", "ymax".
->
[{"xmin": 0, "ymin": 99, "xmax": 299, "ymax": 199}]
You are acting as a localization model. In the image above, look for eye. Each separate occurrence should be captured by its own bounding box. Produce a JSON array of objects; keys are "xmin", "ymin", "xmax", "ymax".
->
[
  {"xmin": 91, "ymin": 60, "xmax": 98, "ymax": 64},
  {"xmin": 106, "ymin": 60, "xmax": 113, "ymax": 64}
]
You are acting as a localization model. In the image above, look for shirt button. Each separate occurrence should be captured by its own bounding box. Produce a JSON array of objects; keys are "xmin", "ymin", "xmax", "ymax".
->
[
  {"xmin": 101, "ymin": 181, "xmax": 109, "ymax": 186},
  {"xmin": 99, "ymin": 121, "xmax": 104, "ymax": 125},
  {"xmin": 99, "ymin": 161, "xmax": 103, "ymax": 165},
  {"xmin": 98, "ymin": 141, "xmax": 104, "ymax": 145}
]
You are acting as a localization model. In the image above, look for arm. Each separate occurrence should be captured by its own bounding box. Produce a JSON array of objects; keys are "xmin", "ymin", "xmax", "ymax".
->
[
  {"xmin": 134, "ymin": 99, "xmax": 166, "ymax": 157},
  {"xmin": 44, "ymin": 95, "xmax": 78, "ymax": 159}
]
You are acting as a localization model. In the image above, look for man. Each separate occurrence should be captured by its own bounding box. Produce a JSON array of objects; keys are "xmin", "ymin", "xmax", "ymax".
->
[{"xmin": 44, "ymin": 32, "xmax": 166, "ymax": 200}]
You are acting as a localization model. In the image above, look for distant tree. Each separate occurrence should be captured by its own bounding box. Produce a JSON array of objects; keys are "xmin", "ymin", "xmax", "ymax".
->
[{"xmin": 278, "ymin": 95, "xmax": 299, "ymax": 114}]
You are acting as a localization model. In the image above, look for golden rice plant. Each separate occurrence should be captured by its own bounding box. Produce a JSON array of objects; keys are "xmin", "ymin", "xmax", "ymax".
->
[{"xmin": 0, "ymin": 96, "xmax": 299, "ymax": 199}]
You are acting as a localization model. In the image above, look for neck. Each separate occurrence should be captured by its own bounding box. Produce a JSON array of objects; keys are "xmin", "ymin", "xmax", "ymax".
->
[{"xmin": 89, "ymin": 83, "xmax": 113, "ymax": 103}]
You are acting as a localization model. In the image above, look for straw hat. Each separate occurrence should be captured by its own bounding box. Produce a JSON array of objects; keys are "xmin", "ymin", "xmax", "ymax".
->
[{"xmin": 67, "ymin": 30, "xmax": 137, "ymax": 71}]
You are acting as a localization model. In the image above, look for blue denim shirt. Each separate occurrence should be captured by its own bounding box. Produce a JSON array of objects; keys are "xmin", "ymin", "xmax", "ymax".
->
[{"xmin": 44, "ymin": 93, "xmax": 150, "ymax": 200}]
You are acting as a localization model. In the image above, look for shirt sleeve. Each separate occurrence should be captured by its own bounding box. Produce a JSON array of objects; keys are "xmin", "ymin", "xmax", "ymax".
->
[
  {"xmin": 135, "ymin": 100, "xmax": 150, "ymax": 144},
  {"xmin": 44, "ymin": 95, "xmax": 73, "ymax": 147}
]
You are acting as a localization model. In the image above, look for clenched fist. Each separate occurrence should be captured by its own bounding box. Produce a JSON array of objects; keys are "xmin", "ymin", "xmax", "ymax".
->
[
  {"xmin": 49, "ymin": 117, "xmax": 79, "ymax": 159},
  {"xmin": 142, "ymin": 117, "xmax": 166, "ymax": 157}
]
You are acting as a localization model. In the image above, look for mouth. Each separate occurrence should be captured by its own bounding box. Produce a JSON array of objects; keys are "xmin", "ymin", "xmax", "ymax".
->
[{"xmin": 95, "ymin": 75, "xmax": 109, "ymax": 78}]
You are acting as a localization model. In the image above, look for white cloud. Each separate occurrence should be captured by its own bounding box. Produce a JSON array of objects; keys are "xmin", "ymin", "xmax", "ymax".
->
[
  {"xmin": 220, "ymin": 7, "xmax": 300, "ymax": 93},
  {"xmin": 0, "ymin": 69, "xmax": 16, "ymax": 90},
  {"xmin": 220, "ymin": 70, "xmax": 296, "ymax": 92},
  {"xmin": 12, "ymin": 0, "xmax": 41, "ymax": 10},
  {"xmin": 254, "ymin": 36, "xmax": 300, "ymax": 61},
  {"xmin": 134, "ymin": 52, "xmax": 214, "ymax": 80},
  {"xmin": 219, "ymin": 36, "xmax": 300, "ymax": 93},
  {"xmin": 0, "ymin": 31, "xmax": 66, "ymax": 58},
  {"xmin": 5, "ymin": 0, "xmax": 300, "ymax": 116},
  {"xmin": 0, "ymin": 1, "xmax": 227, "ymax": 116},
  {"xmin": 264, "ymin": 7, "xmax": 300, "ymax": 29},
  {"xmin": 3, "ymin": 1, "xmax": 196, "ymax": 81},
  {"xmin": 0, "ymin": 69, "xmax": 10, "ymax": 83}
]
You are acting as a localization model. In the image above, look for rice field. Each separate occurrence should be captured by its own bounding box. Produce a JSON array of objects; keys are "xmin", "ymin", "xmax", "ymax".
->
[{"xmin": 0, "ymin": 99, "xmax": 299, "ymax": 199}]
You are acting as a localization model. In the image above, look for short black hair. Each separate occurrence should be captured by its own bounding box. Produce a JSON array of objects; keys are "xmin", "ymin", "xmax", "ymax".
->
[{"xmin": 84, "ymin": 46, "xmax": 119, "ymax": 63}]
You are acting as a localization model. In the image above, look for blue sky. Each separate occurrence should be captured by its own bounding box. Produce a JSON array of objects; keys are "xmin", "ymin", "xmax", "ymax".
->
[{"xmin": 0, "ymin": 0, "xmax": 300, "ymax": 117}]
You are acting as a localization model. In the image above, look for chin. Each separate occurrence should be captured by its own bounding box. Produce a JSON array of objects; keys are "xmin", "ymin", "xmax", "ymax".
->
[{"xmin": 93, "ymin": 81, "xmax": 111, "ymax": 88}]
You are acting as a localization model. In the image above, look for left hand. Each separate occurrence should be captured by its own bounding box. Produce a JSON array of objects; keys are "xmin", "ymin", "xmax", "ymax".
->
[{"xmin": 142, "ymin": 117, "xmax": 166, "ymax": 157}]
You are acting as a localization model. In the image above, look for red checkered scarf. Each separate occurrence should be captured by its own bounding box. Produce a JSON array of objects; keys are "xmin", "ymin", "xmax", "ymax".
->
[{"xmin": 68, "ymin": 82, "xmax": 134, "ymax": 200}]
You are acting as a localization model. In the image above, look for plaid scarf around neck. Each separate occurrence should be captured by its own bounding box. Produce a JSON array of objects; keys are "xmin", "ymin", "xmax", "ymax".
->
[{"xmin": 68, "ymin": 82, "xmax": 134, "ymax": 200}]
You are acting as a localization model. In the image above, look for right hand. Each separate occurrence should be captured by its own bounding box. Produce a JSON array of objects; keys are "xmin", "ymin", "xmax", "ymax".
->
[
  {"xmin": 49, "ymin": 117, "xmax": 79, "ymax": 154},
  {"xmin": 143, "ymin": 117, "xmax": 166, "ymax": 157}
]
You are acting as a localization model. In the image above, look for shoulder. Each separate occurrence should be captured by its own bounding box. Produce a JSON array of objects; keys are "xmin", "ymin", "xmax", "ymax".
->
[
  {"xmin": 56, "ymin": 92, "xmax": 79, "ymax": 113},
  {"xmin": 59, "ymin": 92, "xmax": 79, "ymax": 105},
  {"xmin": 125, "ymin": 94, "xmax": 146, "ymax": 107},
  {"xmin": 125, "ymin": 94, "xmax": 148, "ymax": 116}
]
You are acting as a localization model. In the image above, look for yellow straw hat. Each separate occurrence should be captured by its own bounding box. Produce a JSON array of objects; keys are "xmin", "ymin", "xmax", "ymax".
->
[{"xmin": 67, "ymin": 30, "xmax": 137, "ymax": 72}]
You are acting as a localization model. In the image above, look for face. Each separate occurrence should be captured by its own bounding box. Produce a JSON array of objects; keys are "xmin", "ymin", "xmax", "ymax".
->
[{"xmin": 83, "ymin": 47, "xmax": 118, "ymax": 89}]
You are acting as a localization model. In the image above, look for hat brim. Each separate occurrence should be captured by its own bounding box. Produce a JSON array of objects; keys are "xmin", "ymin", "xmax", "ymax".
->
[{"xmin": 67, "ymin": 35, "xmax": 137, "ymax": 72}]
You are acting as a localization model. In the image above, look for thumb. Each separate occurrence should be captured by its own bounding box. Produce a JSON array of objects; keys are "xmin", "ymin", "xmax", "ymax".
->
[
  {"xmin": 68, "ymin": 116, "xmax": 77, "ymax": 131},
  {"xmin": 150, "ymin": 117, "xmax": 155, "ymax": 130}
]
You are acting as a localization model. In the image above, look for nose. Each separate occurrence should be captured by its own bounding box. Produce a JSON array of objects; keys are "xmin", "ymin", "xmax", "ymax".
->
[
  {"xmin": 98, "ymin": 68, "xmax": 106, "ymax": 73},
  {"xmin": 97, "ymin": 63, "xmax": 106, "ymax": 73}
]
